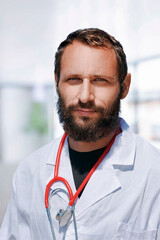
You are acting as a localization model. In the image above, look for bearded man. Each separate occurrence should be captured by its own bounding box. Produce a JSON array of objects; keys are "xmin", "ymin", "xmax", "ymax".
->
[{"xmin": 1, "ymin": 28, "xmax": 160, "ymax": 240}]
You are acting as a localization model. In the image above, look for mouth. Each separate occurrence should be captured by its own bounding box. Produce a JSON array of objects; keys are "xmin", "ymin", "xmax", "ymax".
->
[{"xmin": 76, "ymin": 108, "xmax": 97, "ymax": 116}]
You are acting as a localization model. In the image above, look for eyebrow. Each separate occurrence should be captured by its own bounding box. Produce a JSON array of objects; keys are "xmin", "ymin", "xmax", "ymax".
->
[{"xmin": 91, "ymin": 74, "xmax": 114, "ymax": 81}]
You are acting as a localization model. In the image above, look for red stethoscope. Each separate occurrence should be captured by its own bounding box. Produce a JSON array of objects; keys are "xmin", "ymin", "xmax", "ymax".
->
[{"xmin": 45, "ymin": 128, "xmax": 120, "ymax": 240}]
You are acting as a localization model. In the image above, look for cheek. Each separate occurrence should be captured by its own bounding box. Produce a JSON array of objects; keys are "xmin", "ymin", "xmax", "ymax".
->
[
  {"xmin": 59, "ymin": 85, "xmax": 79, "ymax": 106},
  {"xmin": 94, "ymin": 87, "xmax": 120, "ymax": 107}
]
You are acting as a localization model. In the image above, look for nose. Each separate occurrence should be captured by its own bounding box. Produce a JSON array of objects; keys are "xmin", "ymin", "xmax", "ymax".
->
[{"xmin": 78, "ymin": 79, "xmax": 94, "ymax": 103}]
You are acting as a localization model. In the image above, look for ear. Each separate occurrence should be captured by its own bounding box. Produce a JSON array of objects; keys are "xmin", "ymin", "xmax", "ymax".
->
[
  {"xmin": 54, "ymin": 73, "xmax": 58, "ymax": 93},
  {"xmin": 120, "ymin": 73, "xmax": 131, "ymax": 99}
]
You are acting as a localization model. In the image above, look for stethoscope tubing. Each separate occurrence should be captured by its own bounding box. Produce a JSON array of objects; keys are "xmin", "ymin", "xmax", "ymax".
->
[
  {"xmin": 45, "ymin": 129, "xmax": 119, "ymax": 208},
  {"xmin": 54, "ymin": 133, "xmax": 67, "ymax": 178},
  {"xmin": 46, "ymin": 208, "xmax": 56, "ymax": 240},
  {"xmin": 45, "ymin": 176, "xmax": 73, "ymax": 208}
]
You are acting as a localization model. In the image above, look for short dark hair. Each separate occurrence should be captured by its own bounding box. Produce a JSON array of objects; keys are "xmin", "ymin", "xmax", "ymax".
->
[{"xmin": 54, "ymin": 28, "xmax": 128, "ymax": 85}]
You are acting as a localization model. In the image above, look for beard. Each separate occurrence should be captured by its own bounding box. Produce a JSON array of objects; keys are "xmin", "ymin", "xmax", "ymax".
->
[{"xmin": 56, "ymin": 91, "xmax": 121, "ymax": 142}]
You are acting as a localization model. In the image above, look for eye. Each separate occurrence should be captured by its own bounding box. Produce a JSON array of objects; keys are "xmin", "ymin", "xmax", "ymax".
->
[
  {"xmin": 67, "ymin": 77, "xmax": 82, "ymax": 84},
  {"xmin": 95, "ymin": 78, "xmax": 106, "ymax": 82},
  {"xmin": 93, "ymin": 78, "xmax": 108, "ymax": 84}
]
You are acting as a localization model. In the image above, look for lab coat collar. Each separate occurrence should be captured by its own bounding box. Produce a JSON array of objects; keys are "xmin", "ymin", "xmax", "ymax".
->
[
  {"xmin": 107, "ymin": 118, "xmax": 136, "ymax": 166},
  {"xmin": 46, "ymin": 118, "xmax": 135, "ymax": 167},
  {"xmin": 46, "ymin": 136, "xmax": 62, "ymax": 166},
  {"xmin": 46, "ymin": 118, "xmax": 136, "ymax": 215}
]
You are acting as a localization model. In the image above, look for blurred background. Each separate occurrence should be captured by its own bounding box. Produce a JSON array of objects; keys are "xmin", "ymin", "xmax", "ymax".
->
[{"xmin": 0, "ymin": 0, "xmax": 160, "ymax": 225}]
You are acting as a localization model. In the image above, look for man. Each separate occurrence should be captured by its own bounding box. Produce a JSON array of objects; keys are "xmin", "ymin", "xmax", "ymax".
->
[{"xmin": 0, "ymin": 28, "xmax": 160, "ymax": 240}]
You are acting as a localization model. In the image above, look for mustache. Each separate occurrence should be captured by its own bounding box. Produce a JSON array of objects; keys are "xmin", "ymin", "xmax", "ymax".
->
[{"xmin": 68, "ymin": 100, "xmax": 98, "ymax": 111}]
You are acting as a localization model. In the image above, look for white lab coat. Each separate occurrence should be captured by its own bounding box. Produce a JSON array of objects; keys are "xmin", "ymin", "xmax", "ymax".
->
[{"xmin": 0, "ymin": 119, "xmax": 160, "ymax": 240}]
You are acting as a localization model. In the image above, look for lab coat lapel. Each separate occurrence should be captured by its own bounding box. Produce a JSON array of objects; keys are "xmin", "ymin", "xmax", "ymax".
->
[
  {"xmin": 75, "ymin": 119, "xmax": 136, "ymax": 216},
  {"xmin": 75, "ymin": 156, "xmax": 121, "ymax": 216}
]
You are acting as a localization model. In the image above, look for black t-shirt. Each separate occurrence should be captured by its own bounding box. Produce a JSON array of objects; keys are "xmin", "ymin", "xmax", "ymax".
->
[{"xmin": 69, "ymin": 146, "xmax": 106, "ymax": 198}]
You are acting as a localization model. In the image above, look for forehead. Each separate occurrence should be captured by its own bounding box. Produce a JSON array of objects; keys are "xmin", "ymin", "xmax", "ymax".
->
[{"xmin": 60, "ymin": 41, "xmax": 118, "ymax": 79}]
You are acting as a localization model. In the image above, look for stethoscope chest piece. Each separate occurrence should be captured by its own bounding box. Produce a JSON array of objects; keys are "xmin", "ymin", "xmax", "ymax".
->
[{"xmin": 56, "ymin": 206, "xmax": 73, "ymax": 227}]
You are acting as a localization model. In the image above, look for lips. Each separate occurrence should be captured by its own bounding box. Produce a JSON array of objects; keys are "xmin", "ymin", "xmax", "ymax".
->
[{"xmin": 76, "ymin": 108, "xmax": 96, "ymax": 116}]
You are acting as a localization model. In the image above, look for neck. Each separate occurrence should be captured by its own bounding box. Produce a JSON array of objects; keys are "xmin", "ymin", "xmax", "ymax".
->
[{"xmin": 68, "ymin": 130, "xmax": 117, "ymax": 152}]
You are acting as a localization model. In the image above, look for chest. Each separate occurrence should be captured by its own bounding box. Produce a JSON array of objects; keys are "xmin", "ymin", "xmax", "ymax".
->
[{"xmin": 27, "ymin": 166, "xmax": 159, "ymax": 240}]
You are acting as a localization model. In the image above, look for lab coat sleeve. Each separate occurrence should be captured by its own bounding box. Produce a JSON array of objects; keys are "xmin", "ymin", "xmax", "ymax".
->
[
  {"xmin": 155, "ymin": 194, "xmax": 160, "ymax": 240},
  {"xmin": 0, "ymin": 172, "xmax": 19, "ymax": 239},
  {"xmin": 0, "ymin": 171, "xmax": 32, "ymax": 240}
]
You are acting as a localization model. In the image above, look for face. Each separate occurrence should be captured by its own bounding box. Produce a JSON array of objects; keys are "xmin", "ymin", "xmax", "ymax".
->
[{"xmin": 56, "ymin": 41, "xmax": 130, "ymax": 142}]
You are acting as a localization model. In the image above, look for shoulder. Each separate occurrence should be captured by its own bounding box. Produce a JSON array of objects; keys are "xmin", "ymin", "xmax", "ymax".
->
[
  {"xmin": 135, "ymin": 131, "xmax": 160, "ymax": 159},
  {"xmin": 135, "ymin": 134, "xmax": 160, "ymax": 171},
  {"xmin": 136, "ymin": 134, "xmax": 160, "ymax": 156},
  {"xmin": 13, "ymin": 137, "xmax": 62, "ymax": 182},
  {"xmin": 121, "ymin": 118, "xmax": 160, "ymax": 159}
]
